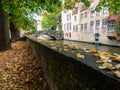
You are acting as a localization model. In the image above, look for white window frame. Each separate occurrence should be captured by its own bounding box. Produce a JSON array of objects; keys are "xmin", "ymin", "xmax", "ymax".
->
[
  {"xmin": 74, "ymin": 16, "xmax": 77, "ymax": 21},
  {"xmin": 64, "ymin": 24, "xmax": 66, "ymax": 31},
  {"xmin": 102, "ymin": 19, "xmax": 107, "ymax": 29},
  {"xmin": 81, "ymin": 24, "xmax": 83, "ymax": 32},
  {"xmin": 96, "ymin": 11, "xmax": 100, "ymax": 16},
  {"xmin": 103, "ymin": 7, "xmax": 109, "ymax": 14},
  {"xmin": 108, "ymin": 21, "xmax": 115, "ymax": 31},
  {"xmin": 90, "ymin": 7, "xmax": 94, "ymax": 17},
  {"xmin": 84, "ymin": 12, "xmax": 87, "ymax": 18},
  {"xmin": 76, "ymin": 25, "xmax": 78, "ymax": 32},
  {"xmin": 73, "ymin": 26, "xmax": 75, "ymax": 32},
  {"xmin": 69, "ymin": 23, "xmax": 71, "ymax": 30},
  {"xmin": 84, "ymin": 23, "xmax": 87, "ymax": 32},
  {"xmin": 96, "ymin": 20, "xmax": 100, "ymax": 30},
  {"xmin": 90, "ymin": 21, "xmax": 94, "ymax": 30},
  {"xmin": 81, "ymin": 13, "xmax": 83, "ymax": 19}
]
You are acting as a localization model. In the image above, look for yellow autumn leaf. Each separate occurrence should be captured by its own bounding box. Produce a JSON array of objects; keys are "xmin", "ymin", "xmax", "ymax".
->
[
  {"xmin": 50, "ymin": 46, "xmax": 57, "ymax": 50},
  {"xmin": 63, "ymin": 43, "xmax": 68, "ymax": 46},
  {"xmin": 88, "ymin": 48, "xmax": 96, "ymax": 53},
  {"xmin": 76, "ymin": 53, "xmax": 85, "ymax": 59},
  {"xmin": 63, "ymin": 48, "xmax": 68, "ymax": 52},
  {"xmin": 0, "ymin": 83, "xmax": 3, "ymax": 86},
  {"xmin": 13, "ymin": 65, "xmax": 21, "ymax": 72},
  {"xmin": 98, "ymin": 62, "xmax": 115, "ymax": 70},
  {"xmin": 114, "ymin": 71, "xmax": 120, "ymax": 78},
  {"xmin": 93, "ymin": 53, "xmax": 99, "ymax": 57},
  {"xmin": 70, "ymin": 45, "xmax": 78, "ymax": 50}
]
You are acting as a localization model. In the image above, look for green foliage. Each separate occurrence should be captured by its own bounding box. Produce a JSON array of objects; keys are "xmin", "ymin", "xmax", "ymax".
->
[
  {"xmin": 115, "ymin": 27, "xmax": 120, "ymax": 36},
  {"xmin": 115, "ymin": 19, "xmax": 120, "ymax": 36},
  {"xmin": 95, "ymin": 0, "xmax": 120, "ymax": 14},
  {"xmin": 63, "ymin": 0, "xmax": 90, "ymax": 10},
  {"xmin": 0, "ymin": 0, "xmax": 62, "ymax": 32},
  {"xmin": 63, "ymin": 0, "xmax": 120, "ymax": 14},
  {"xmin": 41, "ymin": 11, "xmax": 61, "ymax": 30}
]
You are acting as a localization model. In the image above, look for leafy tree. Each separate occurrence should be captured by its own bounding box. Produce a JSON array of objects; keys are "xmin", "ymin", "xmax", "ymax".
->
[
  {"xmin": 0, "ymin": 0, "xmax": 62, "ymax": 51},
  {"xmin": 115, "ymin": 15, "xmax": 120, "ymax": 36},
  {"xmin": 41, "ymin": 11, "xmax": 61, "ymax": 30},
  {"xmin": 96, "ymin": 0, "xmax": 120, "ymax": 14},
  {"xmin": 63, "ymin": 0, "xmax": 120, "ymax": 14},
  {"xmin": 0, "ymin": 0, "xmax": 120, "ymax": 51},
  {"xmin": 0, "ymin": 3, "xmax": 11, "ymax": 51}
]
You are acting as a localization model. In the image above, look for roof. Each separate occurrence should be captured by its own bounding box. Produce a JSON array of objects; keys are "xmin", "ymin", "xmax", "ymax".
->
[
  {"xmin": 72, "ymin": 7, "xmax": 78, "ymax": 15},
  {"xmin": 80, "ymin": 4, "xmax": 88, "ymax": 12},
  {"xmin": 107, "ymin": 14, "xmax": 120, "ymax": 21}
]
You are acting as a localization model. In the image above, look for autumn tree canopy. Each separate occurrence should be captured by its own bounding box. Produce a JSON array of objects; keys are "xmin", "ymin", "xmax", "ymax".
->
[{"xmin": 64, "ymin": 0, "xmax": 120, "ymax": 14}]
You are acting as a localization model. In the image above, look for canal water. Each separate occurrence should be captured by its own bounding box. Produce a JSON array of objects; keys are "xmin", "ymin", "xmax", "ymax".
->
[{"xmin": 63, "ymin": 40, "xmax": 120, "ymax": 54}]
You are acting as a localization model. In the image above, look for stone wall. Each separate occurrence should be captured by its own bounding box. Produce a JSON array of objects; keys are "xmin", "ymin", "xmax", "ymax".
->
[{"xmin": 27, "ymin": 37, "xmax": 120, "ymax": 90}]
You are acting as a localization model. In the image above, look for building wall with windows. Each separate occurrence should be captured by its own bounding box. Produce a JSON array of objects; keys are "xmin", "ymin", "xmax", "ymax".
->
[{"xmin": 62, "ymin": 0, "xmax": 119, "ymax": 45}]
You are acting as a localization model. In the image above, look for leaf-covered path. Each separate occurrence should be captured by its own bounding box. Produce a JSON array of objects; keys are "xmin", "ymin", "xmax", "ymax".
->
[{"xmin": 0, "ymin": 41, "xmax": 50, "ymax": 90}]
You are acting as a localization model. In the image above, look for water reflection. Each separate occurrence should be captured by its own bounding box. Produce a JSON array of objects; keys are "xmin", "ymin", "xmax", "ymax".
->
[{"xmin": 63, "ymin": 40, "xmax": 120, "ymax": 54}]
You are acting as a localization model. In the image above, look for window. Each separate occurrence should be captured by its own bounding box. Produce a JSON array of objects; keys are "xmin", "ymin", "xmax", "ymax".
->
[
  {"xmin": 96, "ymin": 20, "xmax": 100, "ymax": 30},
  {"xmin": 69, "ymin": 14, "xmax": 71, "ymax": 20},
  {"xmin": 102, "ymin": 19, "xmax": 107, "ymax": 29},
  {"xmin": 84, "ymin": 12, "xmax": 87, "ymax": 18},
  {"xmin": 103, "ymin": 7, "xmax": 109, "ymax": 14},
  {"xmin": 74, "ymin": 16, "xmax": 77, "ymax": 21},
  {"xmin": 66, "ymin": 33, "xmax": 68, "ymax": 37},
  {"xmin": 76, "ymin": 25, "xmax": 78, "ymax": 32},
  {"xmin": 69, "ymin": 23, "xmax": 71, "ymax": 30},
  {"xmin": 69, "ymin": 33, "xmax": 71, "ymax": 37},
  {"xmin": 64, "ymin": 24, "xmax": 66, "ymax": 31},
  {"xmin": 81, "ymin": 13, "xmax": 83, "ymax": 19},
  {"xmin": 67, "ymin": 14, "xmax": 71, "ymax": 21},
  {"xmin": 67, "ymin": 23, "xmax": 69, "ymax": 31},
  {"xmin": 67, "ymin": 15, "xmax": 68, "ymax": 21},
  {"xmin": 84, "ymin": 23, "xmax": 87, "ymax": 32},
  {"xmin": 108, "ymin": 21, "xmax": 115, "ymax": 31},
  {"xmin": 81, "ymin": 24, "xmax": 83, "ymax": 32},
  {"xmin": 73, "ymin": 26, "xmax": 75, "ymax": 32},
  {"xmin": 96, "ymin": 11, "xmax": 100, "ymax": 16},
  {"xmin": 90, "ymin": 7, "xmax": 94, "ymax": 17},
  {"xmin": 90, "ymin": 21, "xmax": 94, "ymax": 30}
]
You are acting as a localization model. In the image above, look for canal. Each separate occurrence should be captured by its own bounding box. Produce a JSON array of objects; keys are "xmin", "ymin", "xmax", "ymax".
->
[{"xmin": 63, "ymin": 40, "xmax": 120, "ymax": 54}]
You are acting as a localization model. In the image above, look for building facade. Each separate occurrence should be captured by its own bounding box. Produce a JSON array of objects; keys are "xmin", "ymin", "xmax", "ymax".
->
[{"xmin": 62, "ymin": 0, "xmax": 120, "ymax": 45}]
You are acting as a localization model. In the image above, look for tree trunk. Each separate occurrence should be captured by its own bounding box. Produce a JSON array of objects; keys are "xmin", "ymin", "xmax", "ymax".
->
[
  {"xmin": 10, "ymin": 21, "xmax": 20, "ymax": 42},
  {"xmin": 0, "ymin": 3, "xmax": 11, "ymax": 51}
]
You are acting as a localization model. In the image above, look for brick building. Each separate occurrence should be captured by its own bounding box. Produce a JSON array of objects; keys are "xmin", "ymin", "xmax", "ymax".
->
[{"xmin": 62, "ymin": 0, "xmax": 120, "ymax": 46}]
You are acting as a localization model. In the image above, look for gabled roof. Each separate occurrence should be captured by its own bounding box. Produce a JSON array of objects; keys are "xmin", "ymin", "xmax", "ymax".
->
[
  {"xmin": 80, "ymin": 4, "xmax": 88, "ymax": 12},
  {"xmin": 107, "ymin": 14, "xmax": 120, "ymax": 21}
]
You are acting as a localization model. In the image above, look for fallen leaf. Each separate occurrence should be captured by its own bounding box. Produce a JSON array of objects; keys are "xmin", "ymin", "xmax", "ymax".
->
[
  {"xmin": 114, "ymin": 71, "xmax": 120, "ymax": 78},
  {"xmin": 76, "ymin": 53, "xmax": 85, "ymax": 59}
]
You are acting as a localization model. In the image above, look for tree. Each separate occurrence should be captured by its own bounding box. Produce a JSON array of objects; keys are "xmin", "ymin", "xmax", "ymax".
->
[
  {"xmin": 63, "ymin": 0, "xmax": 120, "ymax": 14},
  {"xmin": 41, "ymin": 11, "xmax": 61, "ymax": 30},
  {"xmin": 1, "ymin": 0, "xmax": 120, "ymax": 51},
  {"xmin": 0, "ymin": 3, "xmax": 11, "ymax": 51},
  {"xmin": 115, "ymin": 14, "xmax": 120, "ymax": 36},
  {"xmin": 96, "ymin": 0, "xmax": 120, "ymax": 14},
  {"xmin": 0, "ymin": 0, "xmax": 62, "ymax": 51}
]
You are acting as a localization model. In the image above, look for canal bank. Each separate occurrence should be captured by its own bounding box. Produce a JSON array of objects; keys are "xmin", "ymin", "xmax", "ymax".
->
[
  {"xmin": 64, "ymin": 39, "xmax": 120, "ymax": 47},
  {"xmin": 26, "ymin": 36, "xmax": 120, "ymax": 90},
  {"xmin": 63, "ymin": 40, "xmax": 120, "ymax": 54}
]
